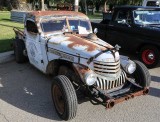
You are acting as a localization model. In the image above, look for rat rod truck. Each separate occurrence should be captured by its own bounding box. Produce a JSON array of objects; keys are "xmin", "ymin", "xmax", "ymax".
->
[
  {"xmin": 92, "ymin": 6, "xmax": 160, "ymax": 68},
  {"xmin": 13, "ymin": 11, "xmax": 150, "ymax": 121}
]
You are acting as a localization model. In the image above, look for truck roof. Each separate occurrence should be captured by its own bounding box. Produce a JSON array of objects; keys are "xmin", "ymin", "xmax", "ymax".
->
[
  {"xmin": 115, "ymin": 5, "xmax": 160, "ymax": 10},
  {"xmin": 26, "ymin": 11, "xmax": 88, "ymax": 20}
]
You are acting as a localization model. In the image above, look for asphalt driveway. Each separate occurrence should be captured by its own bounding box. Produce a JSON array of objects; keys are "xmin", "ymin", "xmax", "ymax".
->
[{"xmin": 0, "ymin": 61, "xmax": 160, "ymax": 122}]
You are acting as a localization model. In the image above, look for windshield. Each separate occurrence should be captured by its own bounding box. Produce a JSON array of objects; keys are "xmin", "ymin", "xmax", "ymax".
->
[
  {"xmin": 133, "ymin": 10, "xmax": 160, "ymax": 25},
  {"xmin": 40, "ymin": 18, "xmax": 91, "ymax": 33}
]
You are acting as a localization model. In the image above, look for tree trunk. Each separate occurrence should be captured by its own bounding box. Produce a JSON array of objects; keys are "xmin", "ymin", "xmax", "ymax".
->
[
  {"xmin": 80, "ymin": 0, "xmax": 87, "ymax": 15},
  {"xmin": 84, "ymin": 0, "xmax": 87, "ymax": 15},
  {"xmin": 41, "ymin": 0, "xmax": 45, "ymax": 10},
  {"xmin": 74, "ymin": 0, "xmax": 79, "ymax": 12},
  {"xmin": 103, "ymin": 0, "xmax": 110, "ymax": 12},
  {"xmin": 0, "ymin": 0, "xmax": 5, "ymax": 6},
  {"xmin": 91, "ymin": 0, "xmax": 95, "ymax": 15},
  {"xmin": 6, "ymin": 0, "xmax": 13, "ymax": 10}
]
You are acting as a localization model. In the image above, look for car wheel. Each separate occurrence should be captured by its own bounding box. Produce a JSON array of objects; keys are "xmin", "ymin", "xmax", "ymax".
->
[
  {"xmin": 51, "ymin": 75, "xmax": 78, "ymax": 120},
  {"xmin": 132, "ymin": 60, "xmax": 151, "ymax": 88},
  {"xmin": 14, "ymin": 39, "xmax": 28, "ymax": 63},
  {"xmin": 140, "ymin": 45, "xmax": 160, "ymax": 68}
]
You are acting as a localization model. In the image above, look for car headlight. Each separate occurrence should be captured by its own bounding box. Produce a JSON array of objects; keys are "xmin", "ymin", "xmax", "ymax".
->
[
  {"xmin": 115, "ymin": 51, "xmax": 120, "ymax": 61},
  {"xmin": 84, "ymin": 73, "xmax": 96, "ymax": 86},
  {"xmin": 125, "ymin": 61, "xmax": 136, "ymax": 74}
]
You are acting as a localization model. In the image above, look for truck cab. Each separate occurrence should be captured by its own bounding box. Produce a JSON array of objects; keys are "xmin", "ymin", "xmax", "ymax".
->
[{"xmin": 142, "ymin": 0, "xmax": 160, "ymax": 6}]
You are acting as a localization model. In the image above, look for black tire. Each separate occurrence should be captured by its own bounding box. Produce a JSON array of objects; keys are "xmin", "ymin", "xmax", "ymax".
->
[
  {"xmin": 132, "ymin": 60, "xmax": 151, "ymax": 88},
  {"xmin": 14, "ymin": 39, "xmax": 27, "ymax": 63},
  {"xmin": 140, "ymin": 45, "xmax": 160, "ymax": 68},
  {"xmin": 51, "ymin": 75, "xmax": 78, "ymax": 120}
]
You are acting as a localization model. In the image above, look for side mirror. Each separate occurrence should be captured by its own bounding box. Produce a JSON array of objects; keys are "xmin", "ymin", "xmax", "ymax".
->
[{"xmin": 94, "ymin": 28, "xmax": 98, "ymax": 34}]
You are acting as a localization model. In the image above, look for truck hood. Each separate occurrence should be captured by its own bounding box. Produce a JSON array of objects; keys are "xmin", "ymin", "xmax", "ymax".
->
[{"xmin": 47, "ymin": 34, "xmax": 116, "ymax": 62}]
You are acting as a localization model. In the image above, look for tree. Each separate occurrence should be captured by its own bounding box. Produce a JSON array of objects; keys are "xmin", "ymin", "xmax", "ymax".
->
[
  {"xmin": 41, "ymin": 0, "xmax": 44, "ymax": 10},
  {"xmin": 80, "ymin": 0, "xmax": 87, "ymax": 14}
]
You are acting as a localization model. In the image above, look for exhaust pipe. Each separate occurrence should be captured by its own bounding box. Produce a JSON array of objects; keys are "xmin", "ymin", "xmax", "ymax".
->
[
  {"xmin": 143, "ymin": 88, "xmax": 149, "ymax": 95},
  {"xmin": 106, "ymin": 100, "xmax": 115, "ymax": 109}
]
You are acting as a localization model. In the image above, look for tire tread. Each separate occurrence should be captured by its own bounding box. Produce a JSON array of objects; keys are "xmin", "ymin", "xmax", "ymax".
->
[{"xmin": 52, "ymin": 75, "xmax": 77, "ymax": 120}]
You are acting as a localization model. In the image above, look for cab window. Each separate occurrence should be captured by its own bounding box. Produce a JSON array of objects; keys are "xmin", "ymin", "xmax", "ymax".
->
[
  {"xmin": 26, "ymin": 20, "xmax": 38, "ymax": 33},
  {"xmin": 147, "ymin": 1, "xmax": 159, "ymax": 6},
  {"xmin": 115, "ymin": 10, "xmax": 131, "ymax": 24}
]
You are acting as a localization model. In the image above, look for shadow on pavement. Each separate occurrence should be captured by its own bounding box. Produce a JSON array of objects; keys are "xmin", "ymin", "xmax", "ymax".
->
[
  {"xmin": 149, "ymin": 87, "xmax": 160, "ymax": 98},
  {"xmin": 0, "ymin": 62, "xmax": 61, "ymax": 121},
  {"xmin": 0, "ymin": 61, "xmax": 89, "ymax": 121},
  {"xmin": 151, "ymin": 76, "xmax": 160, "ymax": 83}
]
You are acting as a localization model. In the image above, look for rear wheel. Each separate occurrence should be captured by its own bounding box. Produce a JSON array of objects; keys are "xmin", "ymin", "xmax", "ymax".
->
[
  {"xmin": 14, "ymin": 39, "xmax": 27, "ymax": 63},
  {"xmin": 140, "ymin": 45, "xmax": 160, "ymax": 68},
  {"xmin": 51, "ymin": 75, "xmax": 78, "ymax": 120}
]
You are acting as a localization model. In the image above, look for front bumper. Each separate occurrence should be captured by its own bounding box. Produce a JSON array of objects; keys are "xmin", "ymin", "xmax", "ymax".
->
[
  {"xmin": 90, "ymin": 85, "xmax": 149, "ymax": 109},
  {"xmin": 105, "ymin": 87, "xmax": 149, "ymax": 109}
]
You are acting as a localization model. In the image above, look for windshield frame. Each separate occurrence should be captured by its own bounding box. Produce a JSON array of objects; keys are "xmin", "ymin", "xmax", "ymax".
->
[{"xmin": 40, "ymin": 17, "xmax": 92, "ymax": 34}]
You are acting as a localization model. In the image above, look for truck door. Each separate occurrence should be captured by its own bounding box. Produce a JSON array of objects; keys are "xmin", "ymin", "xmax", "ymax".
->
[
  {"xmin": 107, "ymin": 10, "xmax": 133, "ymax": 52},
  {"xmin": 25, "ymin": 20, "xmax": 45, "ymax": 72}
]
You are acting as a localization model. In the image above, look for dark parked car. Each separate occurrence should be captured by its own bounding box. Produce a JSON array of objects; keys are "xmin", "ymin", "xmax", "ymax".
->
[{"xmin": 92, "ymin": 6, "xmax": 160, "ymax": 68}]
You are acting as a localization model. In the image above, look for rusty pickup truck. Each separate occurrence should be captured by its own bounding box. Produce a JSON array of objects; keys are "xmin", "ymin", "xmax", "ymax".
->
[{"xmin": 13, "ymin": 10, "xmax": 150, "ymax": 121}]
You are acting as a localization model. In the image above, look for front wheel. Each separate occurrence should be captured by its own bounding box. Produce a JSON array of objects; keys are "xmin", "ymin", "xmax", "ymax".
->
[
  {"xmin": 132, "ymin": 60, "xmax": 151, "ymax": 88},
  {"xmin": 140, "ymin": 45, "xmax": 160, "ymax": 68},
  {"xmin": 51, "ymin": 75, "xmax": 78, "ymax": 121}
]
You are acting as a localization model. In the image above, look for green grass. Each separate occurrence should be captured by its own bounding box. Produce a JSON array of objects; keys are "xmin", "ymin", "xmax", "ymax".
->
[
  {"xmin": 88, "ymin": 12, "xmax": 103, "ymax": 19},
  {"xmin": 0, "ymin": 11, "xmax": 24, "ymax": 53}
]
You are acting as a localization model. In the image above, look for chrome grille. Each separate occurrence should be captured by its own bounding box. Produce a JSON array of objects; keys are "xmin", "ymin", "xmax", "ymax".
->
[
  {"xmin": 95, "ymin": 70, "xmax": 126, "ymax": 90},
  {"xmin": 94, "ymin": 60, "xmax": 121, "ymax": 77}
]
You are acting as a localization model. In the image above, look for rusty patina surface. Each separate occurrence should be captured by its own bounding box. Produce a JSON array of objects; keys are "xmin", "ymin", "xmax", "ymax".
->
[
  {"xmin": 105, "ymin": 87, "xmax": 149, "ymax": 109},
  {"xmin": 26, "ymin": 11, "xmax": 88, "ymax": 20},
  {"xmin": 67, "ymin": 34, "xmax": 107, "ymax": 52}
]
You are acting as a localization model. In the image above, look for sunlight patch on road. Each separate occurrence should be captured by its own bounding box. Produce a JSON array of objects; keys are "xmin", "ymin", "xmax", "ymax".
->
[
  {"xmin": 23, "ymin": 87, "xmax": 33, "ymax": 95},
  {"xmin": 0, "ymin": 78, "xmax": 4, "ymax": 87}
]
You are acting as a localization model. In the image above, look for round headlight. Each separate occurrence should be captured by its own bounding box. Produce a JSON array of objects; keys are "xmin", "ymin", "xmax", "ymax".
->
[
  {"xmin": 126, "ymin": 61, "xmax": 136, "ymax": 74},
  {"xmin": 85, "ymin": 73, "xmax": 96, "ymax": 86},
  {"xmin": 115, "ymin": 51, "xmax": 120, "ymax": 61}
]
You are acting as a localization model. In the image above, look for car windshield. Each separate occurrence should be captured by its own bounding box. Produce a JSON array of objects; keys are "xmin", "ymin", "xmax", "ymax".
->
[
  {"xmin": 133, "ymin": 10, "xmax": 160, "ymax": 25},
  {"xmin": 40, "ymin": 18, "xmax": 91, "ymax": 33}
]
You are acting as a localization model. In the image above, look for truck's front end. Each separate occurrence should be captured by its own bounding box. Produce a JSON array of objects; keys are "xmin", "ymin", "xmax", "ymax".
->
[{"xmin": 73, "ymin": 45, "xmax": 150, "ymax": 109}]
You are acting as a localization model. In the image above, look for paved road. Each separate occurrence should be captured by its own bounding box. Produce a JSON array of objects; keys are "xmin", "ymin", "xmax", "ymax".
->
[{"xmin": 0, "ymin": 61, "xmax": 160, "ymax": 122}]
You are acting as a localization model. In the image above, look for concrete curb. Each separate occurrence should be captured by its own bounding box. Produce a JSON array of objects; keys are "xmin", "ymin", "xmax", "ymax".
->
[{"xmin": 0, "ymin": 51, "xmax": 14, "ymax": 64}]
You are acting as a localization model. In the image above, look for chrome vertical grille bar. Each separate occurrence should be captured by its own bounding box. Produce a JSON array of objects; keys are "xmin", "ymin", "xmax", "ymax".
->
[{"xmin": 95, "ymin": 70, "xmax": 127, "ymax": 90}]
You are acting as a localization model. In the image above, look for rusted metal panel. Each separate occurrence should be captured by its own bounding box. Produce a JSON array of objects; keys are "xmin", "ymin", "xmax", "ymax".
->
[
  {"xmin": 105, "ymin": 88, "xmax": 149, "ymax": 109},
  {"xmin": 27, "ymin": 11, "xmax": 88, "ymax": 19},
  {"xmin": 67, "ymin": 34, "xmax": 103, "ymax": 52}
]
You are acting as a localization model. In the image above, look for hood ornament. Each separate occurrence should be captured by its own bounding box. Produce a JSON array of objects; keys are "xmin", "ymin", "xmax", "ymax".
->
[{"xmin": 115, "ymin": 44, "xmax": 121, "ymax": 51}]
